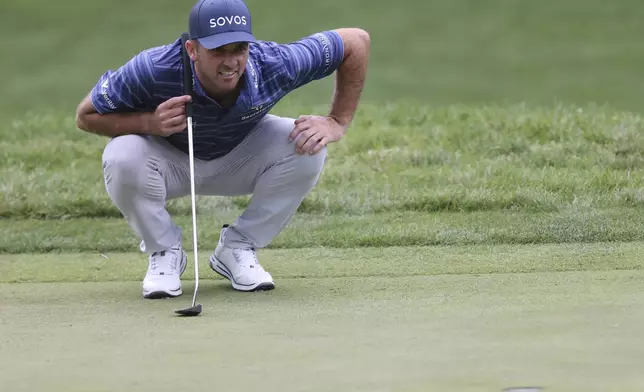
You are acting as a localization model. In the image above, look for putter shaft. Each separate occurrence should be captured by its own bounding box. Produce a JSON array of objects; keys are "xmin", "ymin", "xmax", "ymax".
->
[{"xmin": 187, "ymin": 115, "xmax": 199, "ymax": 307}]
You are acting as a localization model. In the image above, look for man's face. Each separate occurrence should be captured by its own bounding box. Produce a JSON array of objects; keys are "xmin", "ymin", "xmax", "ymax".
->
[{"xmin": 189, "ymin": 41, "xmax": 249, "ymax": 96}]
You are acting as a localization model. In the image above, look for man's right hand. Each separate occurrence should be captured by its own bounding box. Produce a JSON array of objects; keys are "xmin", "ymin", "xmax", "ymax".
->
[{"xmin": 148, "ymin": 95, "xmax": 193, "ymax": 136}]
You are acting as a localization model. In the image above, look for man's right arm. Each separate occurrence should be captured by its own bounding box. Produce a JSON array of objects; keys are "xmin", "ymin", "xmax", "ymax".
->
[
  {"xmin": 76, "ymin": 51, "xmax": 158, "ymax": 137},
  {"xmin": 75, "ymin": 93, "xmax": 157, "ymax": 137},
  {"xmin": 76, "ymin": 50, "xmax": 192, "ymax": 138}
]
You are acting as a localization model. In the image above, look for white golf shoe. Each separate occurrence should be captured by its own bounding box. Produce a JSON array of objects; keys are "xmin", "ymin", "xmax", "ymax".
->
[
  {"xmin": 209, "ymin": 225, "xmax": 275, "ymax": 291},
  {"xmin": 142, "ymin": 243, "xmax": 187, "ymax": 299}
]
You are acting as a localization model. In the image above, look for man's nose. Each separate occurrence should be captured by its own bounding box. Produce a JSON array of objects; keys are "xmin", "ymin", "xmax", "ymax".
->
[{"xmin": 221, "ymin": 54, "xmax": 237, "ymax": 68}]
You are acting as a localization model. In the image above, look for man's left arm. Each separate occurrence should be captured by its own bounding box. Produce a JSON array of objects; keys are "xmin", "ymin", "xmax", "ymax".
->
[{"xmin": 289, "ymin": 28, "xmax": 371, "ymax": 155}]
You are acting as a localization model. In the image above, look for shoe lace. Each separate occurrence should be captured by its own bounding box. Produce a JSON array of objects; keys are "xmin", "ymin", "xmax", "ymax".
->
[
  {"xmin": 232, "ymin": 247, "xmax": 260, "ymax": 268},
  {"xmin": 150, "ymin": 249, "xmax": 178, "ymax": 274}
]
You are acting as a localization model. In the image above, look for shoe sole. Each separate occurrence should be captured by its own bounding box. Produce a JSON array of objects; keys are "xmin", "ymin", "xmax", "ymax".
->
[
  {"xmin": 209, "ymin": 254, "xmax": 275, "ymax": 292},
  {"xmin": 142, "ymin": 251, "xmax": 188, "ymax": 299},
  {"xmin": 143, "ymin": 288, "xmax": 183, "ymax": 299}
]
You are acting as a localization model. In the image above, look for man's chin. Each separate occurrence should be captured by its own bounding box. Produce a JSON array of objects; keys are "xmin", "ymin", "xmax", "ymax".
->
[{"xmin": 214, "ymin": 78, "xmax": 240, "ymax": 91}]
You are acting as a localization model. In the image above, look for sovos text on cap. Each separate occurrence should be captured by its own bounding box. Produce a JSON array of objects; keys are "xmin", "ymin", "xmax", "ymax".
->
[{"xmin": 189, "ymin": 0, "xmax": 255, "ymax": 49}]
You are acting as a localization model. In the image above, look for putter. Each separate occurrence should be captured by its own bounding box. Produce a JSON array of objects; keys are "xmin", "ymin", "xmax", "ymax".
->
[{"xmin": 175, "ymin": 32, "xmax": 202, "ymax": 317}]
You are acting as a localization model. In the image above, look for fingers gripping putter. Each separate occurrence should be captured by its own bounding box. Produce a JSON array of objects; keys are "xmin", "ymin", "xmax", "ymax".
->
[{"xmin": 175, "ymin": 32, "xmax": 203, "ymax": 317}]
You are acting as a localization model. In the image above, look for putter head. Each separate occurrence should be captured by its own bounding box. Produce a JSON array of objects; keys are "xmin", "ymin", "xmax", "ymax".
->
[{"xmin": 175, "ymin": 304, "xmax": 203, "ymax": 317}]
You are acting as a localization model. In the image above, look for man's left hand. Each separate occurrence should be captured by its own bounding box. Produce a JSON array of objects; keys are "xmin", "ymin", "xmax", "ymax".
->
[{"xmin": 289, "ymin": 115, "xmax": 346, "ymax": 155}]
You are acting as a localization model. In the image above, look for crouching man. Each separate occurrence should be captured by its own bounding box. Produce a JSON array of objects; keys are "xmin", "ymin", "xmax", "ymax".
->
[{"xmin": 75, "ymin": 0, "xmax": 370, "ymax": 298}]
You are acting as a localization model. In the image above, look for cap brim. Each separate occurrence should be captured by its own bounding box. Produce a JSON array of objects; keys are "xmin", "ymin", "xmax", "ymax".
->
[{"xmin": 197, "ymin": 31, "xmax": 255, "ymax": 49}]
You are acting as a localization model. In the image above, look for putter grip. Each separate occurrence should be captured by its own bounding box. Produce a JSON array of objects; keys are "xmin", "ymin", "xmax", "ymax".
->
[{"xmin": 181, "ymin": 33, "xmax": 194, "ymax": 118}]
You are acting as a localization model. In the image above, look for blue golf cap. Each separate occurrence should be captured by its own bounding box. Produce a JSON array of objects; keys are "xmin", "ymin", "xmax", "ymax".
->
[{"xmin": 189, "ymin": 0, "xmax": 255, "ymax": 49}]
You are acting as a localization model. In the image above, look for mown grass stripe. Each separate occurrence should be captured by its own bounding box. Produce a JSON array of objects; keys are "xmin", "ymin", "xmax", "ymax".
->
[{"xmin": 2, "ymin": 241, "xmax": 643, "ymax": 284}]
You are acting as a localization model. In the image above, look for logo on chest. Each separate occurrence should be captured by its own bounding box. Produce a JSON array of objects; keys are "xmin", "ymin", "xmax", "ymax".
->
[{"xmin": 240, "ymin": 103, "xmax": 275, "ymax": 121}]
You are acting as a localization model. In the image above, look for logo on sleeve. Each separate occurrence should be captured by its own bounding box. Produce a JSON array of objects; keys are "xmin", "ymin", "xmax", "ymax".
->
[
  {"xmin": 100, "ymin": 79, "xmax": 117, "ymax": 109},
  {"xmin": 313, "ymin": 33, "xmax": 331, "ymax": 67}
]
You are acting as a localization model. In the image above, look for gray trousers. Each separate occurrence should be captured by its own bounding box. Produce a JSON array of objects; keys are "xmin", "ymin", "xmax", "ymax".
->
[{"xmin": 101, "ymin": 114, "xmax": 327, "ymax": 253}]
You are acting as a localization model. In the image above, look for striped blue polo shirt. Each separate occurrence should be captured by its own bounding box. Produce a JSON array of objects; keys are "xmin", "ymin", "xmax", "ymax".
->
[{"xmin": 90, "ymin": 31, "xmax": 344, "ymax": 161}]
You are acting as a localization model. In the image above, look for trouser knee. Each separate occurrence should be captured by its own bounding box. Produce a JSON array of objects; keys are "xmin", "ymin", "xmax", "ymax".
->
[
  {"xmin": 288, "ymin": 147, "xmax": 327, "ymax": 181},
  {"xmin": 102, "ymin": 135, "xmax": 152, "ymax": 193}
]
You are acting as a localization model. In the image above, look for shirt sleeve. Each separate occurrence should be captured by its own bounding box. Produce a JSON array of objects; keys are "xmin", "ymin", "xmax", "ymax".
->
[
  {"xmin": 90, "ymin": 51, "xmax": 155, "ymax": 114},
  {"xmin": 276, "ymin": 30, "xmax": 345, "ymax": 91}
]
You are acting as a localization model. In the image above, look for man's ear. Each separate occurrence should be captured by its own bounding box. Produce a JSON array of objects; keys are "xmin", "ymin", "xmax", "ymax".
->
[{"xmin": 185, "ymin": 39, "xmax": 198, "ymax": 61}]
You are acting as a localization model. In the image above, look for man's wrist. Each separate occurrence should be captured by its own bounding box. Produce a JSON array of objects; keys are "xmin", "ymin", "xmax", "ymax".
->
[
  {"xmin": 140, "ymin": 112, "xmax": 158, "ymax": 135},
  {"xmin": 328, "ymin": 114, "xmax": 351, "ymax": 129}
]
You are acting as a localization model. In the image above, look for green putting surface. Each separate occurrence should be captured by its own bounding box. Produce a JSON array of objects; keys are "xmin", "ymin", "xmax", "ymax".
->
[{"xmin": 2, "ymin": 244, "xmax": 644, "ymax": 391}]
